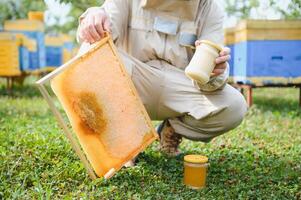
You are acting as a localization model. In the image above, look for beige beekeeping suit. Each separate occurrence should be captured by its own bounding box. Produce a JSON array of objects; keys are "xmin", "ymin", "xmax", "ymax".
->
[{"xmin": 77, "ymin": 0, "xmax": 247, "ymax": 142}]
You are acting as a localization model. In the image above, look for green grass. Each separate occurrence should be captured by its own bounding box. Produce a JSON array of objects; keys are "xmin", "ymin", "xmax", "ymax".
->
[{"xmin": 0, "ymin": 78, "xmax": 300, "ymax": 199}]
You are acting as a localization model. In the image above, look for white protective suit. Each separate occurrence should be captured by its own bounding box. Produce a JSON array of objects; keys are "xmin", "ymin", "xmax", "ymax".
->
[{"xmin": 78, "ymin": 0, "xmax": 247, "ymax": 142}]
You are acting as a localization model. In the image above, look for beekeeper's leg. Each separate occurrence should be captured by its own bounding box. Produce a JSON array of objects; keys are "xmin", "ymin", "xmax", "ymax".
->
[
  {"xmin": 157, "ymin": 64, "xmax": 248, "ymax": 142},
  {"xmin": 118, "ymin": 50, "xmax": 247, "ymax": 142},
  {"xmin": 117, "ymin": 50, "xmax": 165, "ymax": 120}
]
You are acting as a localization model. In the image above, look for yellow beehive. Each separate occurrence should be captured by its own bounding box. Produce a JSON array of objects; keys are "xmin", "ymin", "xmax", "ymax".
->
[
  {"xmin": 61, "ymin": 34, "xmax": 75, "ymax": 63},
  {"xmin": 63, "ymin": 49, "xmax": 72, "ymax": 63},
  {"xmin": 28, "ymin": 11, "xmax": 44, "ymax": 22},
  {"xmin": 4, "ymin": 19, "xmax": 44, "ymax": 32},
  {"xmin": 60, "ymin": 34, "xmax": 73, "ymax": 43},
  {"xmin": 24, "ymin": 37, "xmax": 37, "ymax": 52},
  {"xmin": 72, "ymin": 47, "xmax": 79, "ymax": 57},
  {"xmin": 0, "ymin": 33, "xmax": 21, "ymax": 76},
  {"xmin": 14, "ymin": 33, "xmax": 37, "ymax": 51},
  {"xmin": 224, "ymin": 28, "xmax": 236, "ymax": 83},
  {"xmin": 45, "ymin": 35, "xmax": 63, "ymax": 47},
  {"xmin": 235, "ymin": 20, "xmax": 301, "ymax": 43},
  {"xmin": 224, "ymin": 28, "xmax": 236, "ymax": 46}
]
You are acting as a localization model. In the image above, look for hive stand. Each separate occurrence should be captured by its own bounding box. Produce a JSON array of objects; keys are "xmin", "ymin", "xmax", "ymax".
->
[
  {"xmin": 2, "ymin": 72, "xmax": 31, "ymax": 95},
  {"xmin": 3, "ymin": 76, "xmax": 20, "ymax": 94},
  {"xmin": 6, "ymin": 77, "xmax": 13, "ymax": 94}
]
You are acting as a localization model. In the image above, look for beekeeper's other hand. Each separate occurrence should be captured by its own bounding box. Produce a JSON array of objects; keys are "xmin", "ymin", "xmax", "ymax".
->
[{"xmin": 78, "ymin": 8, "xmax": 111, "ymax": 44}]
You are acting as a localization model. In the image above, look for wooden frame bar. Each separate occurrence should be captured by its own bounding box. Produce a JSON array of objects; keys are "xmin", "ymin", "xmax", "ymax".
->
[
  {"xmin": 299, "ymin": 86, "xmax": 301, "ymax": 108},
  {"xmin": 35, "ymin": 38, "xmax": 109, "ymax": 180}
]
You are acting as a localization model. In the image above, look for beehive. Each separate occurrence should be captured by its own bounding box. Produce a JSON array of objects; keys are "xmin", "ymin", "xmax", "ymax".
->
[
  {"xmin": 62, "ymin": 48, "xmax": 72, "ymax": 64},
  {"xmin": 45, "ymin": 35, "xmax": 63, "ymax": 71},
  {"xmin": 37, "ymin": 35, "xmax": 158, "ymax": 179},
  {"xmin": 14, "ymin": 34, "xmax": 37, "ymax": 71},
  {"xmin": 233, "ymin": 20, "xmax": 301, "ymax": 85},
  {"xmin": 0, "ymin": 32, "xmax": 21, "ymax": 76},
  {"xmin": 224, "ymin": 28, "xmax": 235, "ymax": 83},
  {"xmin": 4, "ymin": 19, "xmax": 46, "ymax": 70},
  {"xmin": 72, "ymin": 47, "xmax": 79, "ymax": 57},
  {"xmin": 61, "ymin": 34, "xmax": 74, "ymax": 63},
  {"xmin": 15, "ymin": 33, "xmax": 38, "ymax": 72},
  {"xmin": 28, "ymin": 11, "xmax": 44, "ymax": 22}
]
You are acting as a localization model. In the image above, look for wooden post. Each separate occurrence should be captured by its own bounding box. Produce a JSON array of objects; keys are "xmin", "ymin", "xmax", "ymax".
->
[
  {"xmin": 299, "ymin": 86, "xmax": 301, "ymax": 108},
  {"xmin": 246, "ymin": 85, "xmax": 253, "ymax": 107},
  {"xmin": 6, "ymin": 77, "xmax": 9, "ymax": 91},
  {"xmin": 6, "ymin": 77, "xmax": 13, "ymax": 95},
  {"xmin": 240, "ymin": 87, "xmax": 244, "ymax": 95}
]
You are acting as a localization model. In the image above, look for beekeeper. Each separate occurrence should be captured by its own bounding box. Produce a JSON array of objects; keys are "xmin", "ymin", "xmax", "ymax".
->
[{"xmin": 77, "ymin": 0, "xmax": 248, "ymax": 156}]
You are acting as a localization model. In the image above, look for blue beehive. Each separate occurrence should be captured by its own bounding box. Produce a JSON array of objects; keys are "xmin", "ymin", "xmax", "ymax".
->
[
  {"xmin": 25, "ymin": 38, "xmax": 37, "ymax": 71},
  {"xmin": 45, "ymin": 35, "xmax": 63, "ymax": 71},
  {"xmin": 4, "ymin": 19, "xmax": 46, "ymax": 71},
  {"xmin": 15, "ymin": 34, "xmax": 37, "ymax": 71},
  {"xmin": 233, "ymin": 20, "xmax": 301, "ymax": 86},
  {"xmin": 19, "ymin": 46, "xmax": 29, "ymax": 71},
  {"xmin": 224, "ymin": 28, "xmax": 235, "ymax": 83}
]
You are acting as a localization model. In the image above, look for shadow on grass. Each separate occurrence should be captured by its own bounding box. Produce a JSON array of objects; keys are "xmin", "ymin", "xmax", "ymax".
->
[
  {"xmin": 0, "ymin": 83, "xmax": 41, "ymax": 98},
  {"xmin": 253, "ymin": 95, "xmax": 301, "ymax": 117}
]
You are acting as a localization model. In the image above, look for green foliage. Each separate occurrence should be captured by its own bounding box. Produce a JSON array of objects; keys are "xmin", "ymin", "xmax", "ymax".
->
[
  {"xmin": 0, "ymin": 78, "xmax": 300, "ymax": 199},
  {"xmin": 0, "ymin": 0, "xmax": 102, "ymax": 34},
  {"xmin": 0, "ymin": 0, "xmax": 46, "ymax": 28},
  {"xmin": 270, "ymin": 0, "xmax": 301, "ymax": 19},
  {"xmin": 55, "ymin": 0, "xmax": 104, "ymax": 34},
  {"xmin": 225, "ymin": 0, "xmax": 301, "ymax": 20},
  {"xmin": 224, "ymin": 0, "xmax": 260, "ymax": 19}
]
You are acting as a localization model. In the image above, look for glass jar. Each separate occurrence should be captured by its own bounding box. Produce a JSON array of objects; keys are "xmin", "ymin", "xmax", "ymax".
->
[
  {"xmin": 184, "ymin": 155, "xmax": 209, "ymax": 189},
  {"xmin": 185, "ymin": 40, "xmax": 222, "ymax": 85}
]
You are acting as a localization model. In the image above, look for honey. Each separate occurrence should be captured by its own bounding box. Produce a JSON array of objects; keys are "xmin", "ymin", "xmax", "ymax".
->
[
  {"xmin": 72, "ymin": 91, "xmax": 107, "ymax": 134},
  {"xmin": 184, "ymin": 155, "xmax": 209, "ymax": 189}
]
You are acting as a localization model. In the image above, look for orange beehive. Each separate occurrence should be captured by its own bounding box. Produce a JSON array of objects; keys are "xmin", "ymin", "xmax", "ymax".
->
[{"xmin": 37, "ymin": 35, "xmax": 158, "ymax": 179}]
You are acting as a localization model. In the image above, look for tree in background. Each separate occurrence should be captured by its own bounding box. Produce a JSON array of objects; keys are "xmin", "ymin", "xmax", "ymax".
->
[
  {"xmin": 270, "ymin": 0, "xmax": 301, "ymax": 19},
  {"xmin": 0, "ymin": 0, "xmax": 103, "ymax": 36},
  {"xmin": 0, "ymin": 0, "xmax": 46, "ymax": 27},
  {"xmin": 224, "ymin": 0, "xmax": 260, "ymax": 19},
  {"xmin": 0, "ymin": 0, "xmax": 299, "ymax": 34},
  {"xmin": 56, "ymin": 0, "xmax": 104, "ymax": 34},
  {"xmin": 225, "ymin": 0, "xmax": 301, "ymax": 20}
]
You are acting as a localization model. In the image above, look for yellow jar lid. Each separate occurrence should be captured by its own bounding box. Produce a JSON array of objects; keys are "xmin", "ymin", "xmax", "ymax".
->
[
  {"xmin": 184, "ymin": 155, "xmax": 208, "ymax": 164},
  {"xmin": 200, "ymin": 40, "xmax": 223, "ymax": 52}
]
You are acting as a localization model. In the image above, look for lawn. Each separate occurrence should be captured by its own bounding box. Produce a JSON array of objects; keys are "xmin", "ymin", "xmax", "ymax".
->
[{"xmin": 0, "ymin": 78, "xmax": 300, "ymax": 199}]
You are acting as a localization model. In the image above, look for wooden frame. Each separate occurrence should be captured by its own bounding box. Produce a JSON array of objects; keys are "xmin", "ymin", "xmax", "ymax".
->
[
  {"xmin": 35, "ymin": 39, "xmax": 107, "ymax": 180},
  {"xmin": 36, "ymin": 35, "xmax": 158, "ymax": 180}
]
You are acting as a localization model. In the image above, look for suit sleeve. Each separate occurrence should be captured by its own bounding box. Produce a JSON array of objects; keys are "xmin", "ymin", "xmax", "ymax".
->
[
  {"xmin": 195, "ymin": 0, "xmax": 229, "ymax": 92},
  {"xmin": 76, "ymin": 0, "xmax": 129, "ymax": 44}
]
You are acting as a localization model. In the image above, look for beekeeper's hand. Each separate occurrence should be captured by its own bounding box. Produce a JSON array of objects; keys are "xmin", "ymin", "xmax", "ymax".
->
[
  {"xmin": 78, "ymin": 8, "xmax": 111, "ymax": 44},
  {"xmin": 195, "ymin": 40, "xmax": 231, "ymax": 77}
]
